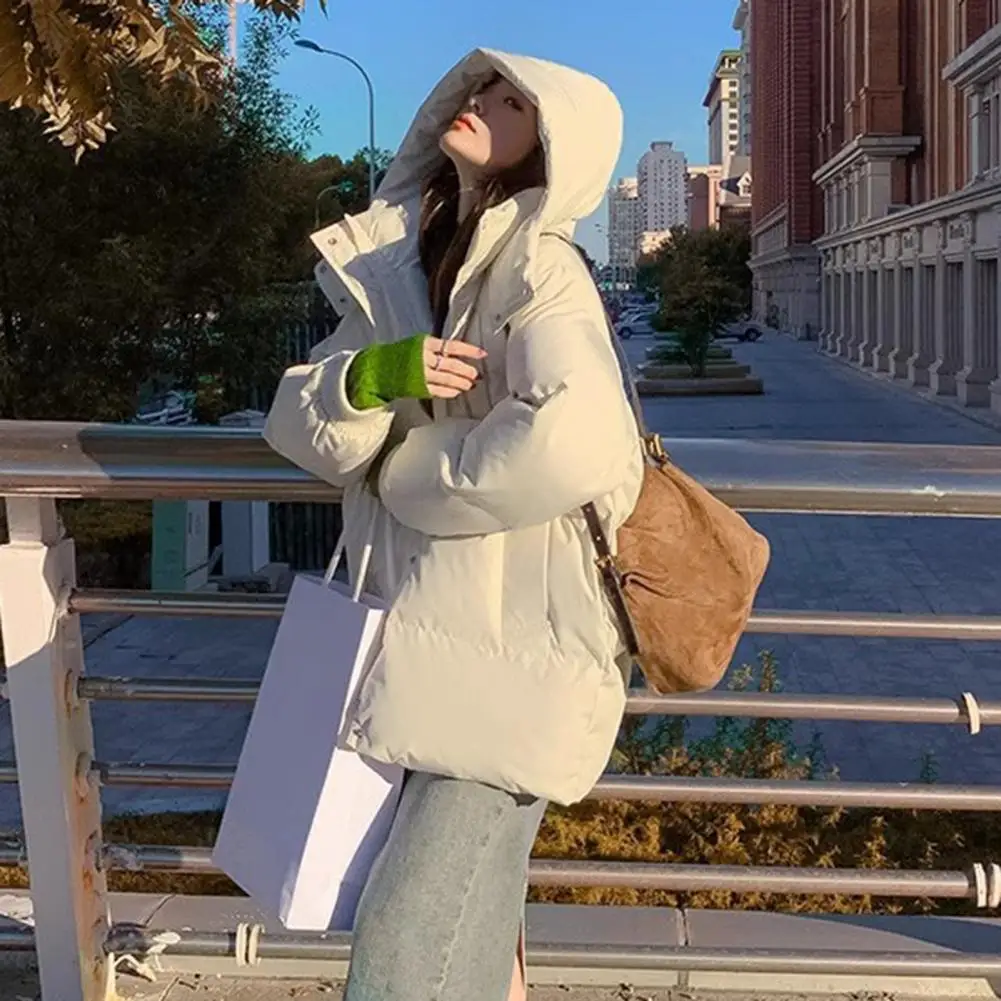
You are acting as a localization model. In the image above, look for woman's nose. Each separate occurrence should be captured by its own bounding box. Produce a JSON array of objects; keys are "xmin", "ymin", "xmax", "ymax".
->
[{"xmin": 468, "ymin": 94, "xmax": 483, "ymax": 115}]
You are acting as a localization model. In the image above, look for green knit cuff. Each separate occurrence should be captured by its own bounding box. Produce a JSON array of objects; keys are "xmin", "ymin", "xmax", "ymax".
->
[{"xmin": 346, "ymin": 334, "xmax": 431, "ymax": 410}]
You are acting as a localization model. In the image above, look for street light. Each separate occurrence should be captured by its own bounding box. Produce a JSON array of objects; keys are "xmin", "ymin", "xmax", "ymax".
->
[
  {"xmin": 295, "ymin": 39, "xmax": 377, "ymax": 204},
  {"xmin": 313, "ymin": 185, "xmax": 342, "ymax": 230}
]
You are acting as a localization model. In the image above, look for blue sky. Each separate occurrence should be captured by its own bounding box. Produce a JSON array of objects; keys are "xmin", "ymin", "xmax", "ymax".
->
[{"xmin": 268, "ymin": 0, "xmax": 741, "ymax": 262}]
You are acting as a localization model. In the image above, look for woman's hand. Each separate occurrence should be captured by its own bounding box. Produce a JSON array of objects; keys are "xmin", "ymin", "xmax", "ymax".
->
[{"xmin": 423, "ymin": 337, "xmax": 487, "ymax": 399}]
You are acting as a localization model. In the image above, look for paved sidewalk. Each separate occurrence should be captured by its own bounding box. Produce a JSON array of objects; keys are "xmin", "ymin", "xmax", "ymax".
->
[
  {"xmin": 1, "ymin": 334, "xmax": 1000, "ymax": 828},
  {"xmin": 0, "ymin": 970, "xmax": 905, "ymax": 1001},
  {"xmin": 632, "ymin": 334, "xmax": 1001, "ymax": 783}
]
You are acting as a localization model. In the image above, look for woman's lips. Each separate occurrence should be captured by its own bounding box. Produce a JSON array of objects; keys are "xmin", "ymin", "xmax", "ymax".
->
[{"xmin": 452, "ymin": 115, "xmax": 475, "ymax": 132}]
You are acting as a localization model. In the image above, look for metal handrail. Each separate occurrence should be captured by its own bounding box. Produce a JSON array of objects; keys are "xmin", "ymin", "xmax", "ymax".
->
[
  {"xmin": 15, "ymin": 844, "xmax": 977, "ymax": 900},
  {"xmin": 4, "ymin": 419, "xmax": 1001, "ymax": 514},
  {"xmin": 0, "ymin": 762, "xmax": 997, "ymax": 811},
  {"xmin": 96, "ymin": 926, "xmax": 1001, "ymax": 978},
  {"xmin": 69, "ymin": 674, "xmax": 999, "ymax": 726},
  {"xmin": 69, "ymin": 588, "xmax": 1001, "ymax": 641},
  {"xmin": 6, "ymin": 921, "xmax": 1001, "ymax": 979},
  {"xmin": 6, "ymin": 424, "xmax": 1001, "ymax": 995}
]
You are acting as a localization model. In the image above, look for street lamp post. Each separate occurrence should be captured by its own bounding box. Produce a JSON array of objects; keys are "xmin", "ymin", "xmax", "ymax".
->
[
  {"xmin": 313, "ymin": 185, "xmax": 342, "ymax": 230},
  {"xmin": 295, "ymin": 39, "xmax": 377, "ymax": 204}
]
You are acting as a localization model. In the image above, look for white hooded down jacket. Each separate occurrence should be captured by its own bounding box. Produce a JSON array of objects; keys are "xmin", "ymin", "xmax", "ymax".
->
[{"xmin": 264, "ymin": 49, "xmax": 644, "ymax": 805}]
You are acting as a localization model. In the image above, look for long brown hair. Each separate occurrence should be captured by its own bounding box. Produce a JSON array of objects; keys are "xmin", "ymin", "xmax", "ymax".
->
[{"xmin": 419, "ymin": 83, "xmax": 547, "ymax": 334}]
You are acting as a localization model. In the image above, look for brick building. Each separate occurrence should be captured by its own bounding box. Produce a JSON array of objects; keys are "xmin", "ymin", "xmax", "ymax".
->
[
  {"xmin": 688, "ymin": 157, "xmax": 752, "ymax": 231},
  {"xmin": 749, "ymin": 0, "xmax": 824, "ymax": 337},
  {"xmin": 814, "ymin": 0, "xmax": 1001, "ymax": 415}
]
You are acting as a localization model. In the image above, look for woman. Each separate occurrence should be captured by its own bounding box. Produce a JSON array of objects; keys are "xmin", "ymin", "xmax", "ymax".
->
[{"xmin": 264, "ymin": 49, "xmax": 643, "ymax": 1001}]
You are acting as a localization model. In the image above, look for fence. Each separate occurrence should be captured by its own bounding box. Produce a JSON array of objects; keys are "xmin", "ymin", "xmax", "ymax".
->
[
  {"xmin": 269, "ymin": 284, "xmax": 343, "ymax": 570},
  {"xmin": 1, "ymin": 420, "xmax": 1001, "ymax": 999}
]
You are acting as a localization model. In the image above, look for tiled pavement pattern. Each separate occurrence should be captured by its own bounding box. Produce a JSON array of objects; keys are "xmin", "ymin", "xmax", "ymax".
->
[
  {"xmin": 633, "ymin": 335, "xmax": 1001, "ymax": 786},
  {"xmin": 1, "ymin": 333, "xmax": 1000, "ymax": 829}
]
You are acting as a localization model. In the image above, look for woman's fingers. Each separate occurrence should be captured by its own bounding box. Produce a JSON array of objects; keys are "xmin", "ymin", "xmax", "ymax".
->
[
  {"xmin": 427, "ymin": 368, "xmax": 475, "ymax": 392},
  {"xmin": 425, "ymin": 337, "xmax": 487, "ymax": 361},
  {"xmin": 429, "ymin": 355, "xmax": 480, "ymax": 384},
  {"xmin": 423, "ymin": 337, "xmax": 486, "ymax": 398}
]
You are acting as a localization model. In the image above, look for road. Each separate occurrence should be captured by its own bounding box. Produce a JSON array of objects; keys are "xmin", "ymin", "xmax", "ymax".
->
[{"xmin": 1, "ymin": 332, "xmax": 1000, "ymax": 829}]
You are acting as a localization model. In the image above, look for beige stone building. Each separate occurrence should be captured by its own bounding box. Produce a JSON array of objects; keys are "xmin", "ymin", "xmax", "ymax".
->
[
  {"xmin": 733, "ymin": 0, "xmax": 753, "ymax": 157},
  {"xmin": 705, "ymin": 49, "xmax": 742, "ymax": 164},
  {"xmin": 814, "ymin": 0, "xmax": 1001, "ymax": 415},
  {"xmin": 607, "ymin": 177, "xmax": 641, "ymax": 283},
  {"xmin": 638, "ymin": 230, "xmax": 673, "ymax": 258}
]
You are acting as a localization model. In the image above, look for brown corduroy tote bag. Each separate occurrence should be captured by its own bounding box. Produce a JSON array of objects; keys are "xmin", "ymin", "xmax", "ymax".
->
[{"xmin": 581, "ymin": 323, "xmax": 770, "ymax": 695}]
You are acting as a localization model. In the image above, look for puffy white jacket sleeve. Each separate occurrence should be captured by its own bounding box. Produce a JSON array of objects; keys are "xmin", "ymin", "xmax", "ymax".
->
[
  {"xmin": 263, "ymin": 309, "xmax": 394, "ymax": 489},
  {"xmin": 378, "ymin": 260, "xmax": 638, "ymax": 536}
]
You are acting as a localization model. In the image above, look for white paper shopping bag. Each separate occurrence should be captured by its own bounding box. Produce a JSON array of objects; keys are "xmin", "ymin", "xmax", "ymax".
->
[{"xmin": 213, "ymin": 534, "xmax": 403, "ymax": 931}]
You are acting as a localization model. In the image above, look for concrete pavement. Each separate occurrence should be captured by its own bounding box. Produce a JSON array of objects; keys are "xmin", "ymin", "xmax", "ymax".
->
[
  {"xmin": 628, "ymin": 333, "xmax": 1001, "ymax": 786},
  {"xmin": 0, "ymin": 971, "xmax": 917, "ymax": 1001}
]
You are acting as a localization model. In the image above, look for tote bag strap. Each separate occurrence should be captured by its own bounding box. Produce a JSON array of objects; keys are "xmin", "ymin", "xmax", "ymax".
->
[{"xmin": 323, "ymin": 504, "xmax": 380, "ymax": 601}]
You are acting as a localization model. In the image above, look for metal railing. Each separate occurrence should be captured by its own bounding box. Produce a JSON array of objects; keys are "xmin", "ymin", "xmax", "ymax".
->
[{"xmin": 2, "ymin": 419, "xmax": 1001, "ymax": 999}]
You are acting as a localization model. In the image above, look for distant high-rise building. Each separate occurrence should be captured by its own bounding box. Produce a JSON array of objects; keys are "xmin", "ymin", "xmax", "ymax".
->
[
  {"xmin": 607, "ymin": 178, "xmax": 641, "ymax": 280},
  {"xmin": 732, "ymin": 1, "xmax": 753, "ymax": 157},
  {"xmin": 638, "ymin": 142, "xmax": 688, "ymax": 235},
  {"xmin": 705, "ymin": 49, "xmax": 742, "ymax": 164}
]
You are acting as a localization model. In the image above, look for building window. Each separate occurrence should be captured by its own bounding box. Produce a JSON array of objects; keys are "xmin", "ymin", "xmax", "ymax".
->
[
  {"xmin": 970, "ymin": 76, "xmax": 1001, "ymax": 180},
  {"xmin": 955, "ymin": 0, "xmax": 968, "ymax": 57},
  {"xmin": 976, "ymin": 258, "xmax": 999, "ymax": 373}
]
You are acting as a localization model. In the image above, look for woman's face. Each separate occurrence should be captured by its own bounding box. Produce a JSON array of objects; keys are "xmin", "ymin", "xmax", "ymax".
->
[{"xmin": 440, "ymin": 75, "xmax": 539, "ymax": 178}]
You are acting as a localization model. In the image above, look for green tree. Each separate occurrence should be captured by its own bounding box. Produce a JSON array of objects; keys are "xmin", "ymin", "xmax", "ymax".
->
[
  {"xmin": 655, "ymin": 224, "xmax": 751, "ymax": 377},
  {"xmin": 0, "ymin": 11, "xmax": 328, "ymax": 421}
]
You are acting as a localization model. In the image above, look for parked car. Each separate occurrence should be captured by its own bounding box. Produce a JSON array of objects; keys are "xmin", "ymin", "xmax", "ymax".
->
[
  {"xmin": 615, "ymin": 306, "xmax": 656, "ymax": 339},
  {"xmin": 718, "ymin": 317, "xmax": 764, "ymax": 342}
]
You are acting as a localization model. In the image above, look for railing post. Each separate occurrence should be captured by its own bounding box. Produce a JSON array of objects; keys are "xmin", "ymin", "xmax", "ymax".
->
[{"xmin": 0, "ymin": 498, "xmax": 112, "ymax": 1001}]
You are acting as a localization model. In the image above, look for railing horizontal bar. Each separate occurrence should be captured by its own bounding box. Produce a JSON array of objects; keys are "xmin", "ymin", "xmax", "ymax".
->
[
  {"xmin": 748, "ymin": 609, "xmax": 1001, "ymax": 640},
  {"xmin": 78, "ymin": 677, "xmax": 260, "ymax": 703},
  {"xmin": 529, "ymin": 860, "xmax": 974, "ymax": 897},
  {"xmin": 73, "ymin": 675, "xmax": 1000, "ymax": 727},
  {"xmin": 0, "ymin": 762, "xmax": 994, "ymax": 811},
  {"xmin": 99, "ymin": 926, "xmax": 1001, "ymax": 977},
  {"xmin": 68, "ymin": 589, "xmax": 1001, "ymax": 642},
  {"xmin": 70, "ymin": 590, "xmax": 285, "ymax": 619},
  {"xmin": 11, "ymin": 843, "xmax": 968, "ymax": 899},
  {"xmin": 590, "ymin": 775, "xmax": 1001, "ymax": 810},
  {"xmin": 4, "ymin": 422, "xmax": 1001, "ymax": 515},
  {"xmin": 627, "ymin": 690, "xmax": 1001, "ymax": 725},
  {"xmin": 534, "ymin": 945, "xmax": 1001, "ymax": 977},
  {"xmin": 0, "ymin": 929, "xmax": 35, "ymax": 952}
]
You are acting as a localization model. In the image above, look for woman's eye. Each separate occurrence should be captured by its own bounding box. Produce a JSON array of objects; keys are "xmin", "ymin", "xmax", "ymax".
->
[{"xmin": 504, "ymin": 96, "xmax": 523, "ymax": 112}]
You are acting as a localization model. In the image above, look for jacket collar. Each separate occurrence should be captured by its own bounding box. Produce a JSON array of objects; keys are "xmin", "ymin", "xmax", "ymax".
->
[{"xmin": 312, "ymin": 190, "xmax": 559, "ymax": 333}]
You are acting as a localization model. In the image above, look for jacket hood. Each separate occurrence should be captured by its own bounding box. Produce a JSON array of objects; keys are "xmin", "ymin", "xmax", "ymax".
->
[{"xmin": 378, "ymin": 48, "xmax": 623, "ymax": 234}]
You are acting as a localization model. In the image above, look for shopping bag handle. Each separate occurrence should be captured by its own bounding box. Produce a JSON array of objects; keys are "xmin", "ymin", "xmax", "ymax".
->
[{"xmin": 323, "ymin": 507, "xmax": 379, "ymax": 603}]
